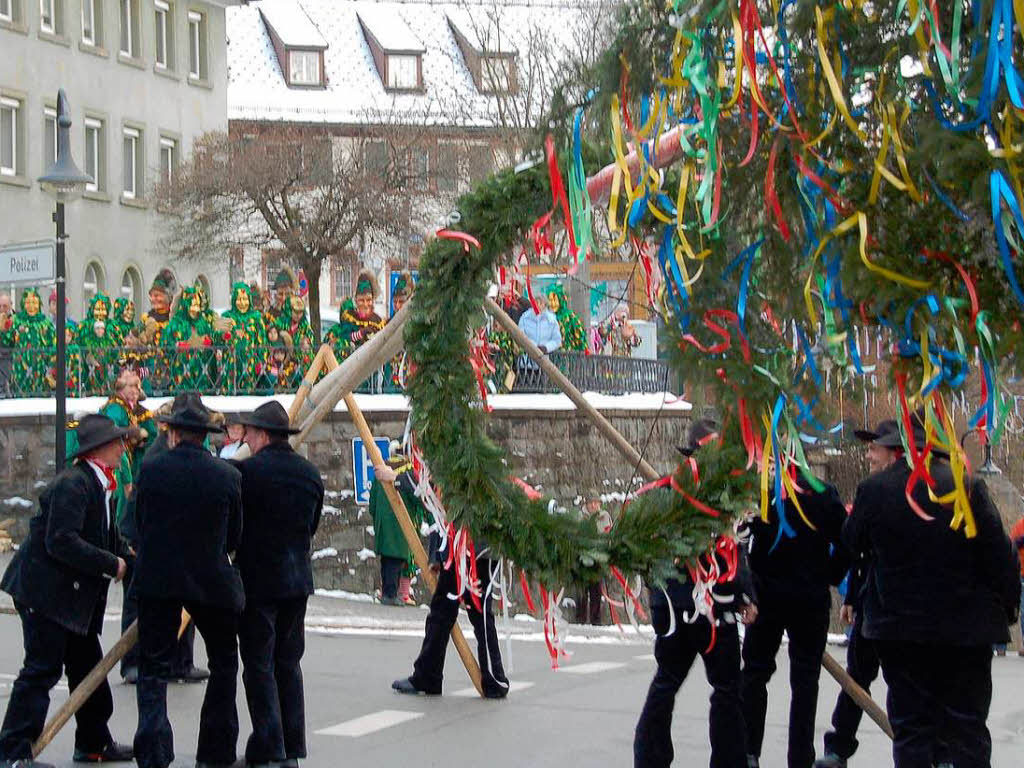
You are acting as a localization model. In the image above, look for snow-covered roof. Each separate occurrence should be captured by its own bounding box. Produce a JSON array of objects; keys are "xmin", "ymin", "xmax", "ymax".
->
[
  {"xmin": 357, "ymin": 5, "xmax": 425, "ymax": 52},
  {"xmin": 228, "ymin": 0, "xmax": 602, "ymax": 127},
  {"xmin": 258, "ymin": 0, "xmax": 328, "ymax": 48},
  {"xmin": 446, "ymin": 9, "xmax": 517, "ymax": 55}
]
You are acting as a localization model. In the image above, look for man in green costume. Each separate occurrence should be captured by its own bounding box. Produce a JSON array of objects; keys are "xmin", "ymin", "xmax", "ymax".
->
[
  {"xmin": 546, "ymin": 283, "xmax": 586, "ymax": 352},
  {"xmin": 10, "ymin": 288, "xmax": 56, "ymax": 396},
  {"xmin": 163, "ymin": 285, "xmax": 217, "ymax": 391},
  {"xmin": 368, "ymin": 447, "xmax": 424, "ymax": 606},
  {"xmin": 273, "ymin": 295, "xmax": 315, "ymax": 386},
  {"xmin": 222, "ymin": 282, "xmax": 268, "ymax": 393},
  {"xmin": 267, "ymin": 268, "xmax": 296, "ymax": 326},
  {"xmin": 325, "ymin": 269, "xmax": 385, "ymax": 361},
  {"xmin": 109, "ymin": 298, "xmax": 137, "ymax": 346}
]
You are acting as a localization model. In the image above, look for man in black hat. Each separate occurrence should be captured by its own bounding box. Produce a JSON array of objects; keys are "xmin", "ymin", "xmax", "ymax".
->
[
  {"xmin": 231, "ymin": 401, "xmax": 323, "ymax": 768},
  {"xmin": 843, "ymin": 414, "xmax": 1020, "ymax": 768},
  {"xmin": 132, "ymin": 394, "xmax": 244, "ymax": 768},
  {"xmin": 634, "ymin": 419, "xmax": 759, "ymax": 768},
  {"xmin": 0, "ymin": 414, "xmax": 135, "ymax": 767},
  {"xmin": 740, "ymin": 444, "xmax": 848, "ymax": 768},
  {"xmin": 815, "ymin": 421, "xmax": 901, "ymax": 768}
]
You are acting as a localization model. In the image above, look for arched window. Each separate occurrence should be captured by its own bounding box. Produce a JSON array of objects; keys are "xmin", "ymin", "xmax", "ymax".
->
[
  {"xmin": 121, "ymin": 266, "xmax": 143, "ymax": 309},
  {"xmin": 83, "ymin": 261, "xmax": 105, "ymax": 305}
]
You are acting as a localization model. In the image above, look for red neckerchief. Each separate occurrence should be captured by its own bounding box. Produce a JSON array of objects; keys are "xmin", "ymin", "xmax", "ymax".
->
[{"xmin": 87, "ymin": 459, "xmax": 118, "ymax": 493}]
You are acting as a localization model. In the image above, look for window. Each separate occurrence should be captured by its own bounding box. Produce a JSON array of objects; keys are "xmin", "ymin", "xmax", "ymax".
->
[
  {"xmin": 121, "ymin": 266, "xmax": 142, "ymax": 308},
  {"xmin": 288, "ymin": 50, "xmax": 320, "ymax": 86},
  {"xmin": 154, "ymin": 0, "xmax": 170, "ymax": 69},
  {"xmin": 188, "ymin": 10, "xmax": 205, "ymax": 79},
  {"xmin": 159, "ymin": 136, "xmax": 176, "ymax": 183},
  {"xmin": 363, "ymin": 140, "xmax": 387, "ymax": 175},
  {"xmin": 81, "ymin": 0, "xmax": 94, "ymax": 43},
  {"xmin": 412, "ymin": 147, "xmax": 429, "ymax": 192},
  {"xmin": 332, "ymin": 257, "xmax": 353, "ymax": 302},
  {"xmin": 436, "ymin": 143, "xmax": 462, "ymax": 193},
  {"xmin": 43, "ymin": 107, "xmax": 56, "ymax": 171},
  {"xmin": 1, "ymin": 97, "xmax": 18, "ymax": 176},
  {"xmin": 84, "ymin": 117, "xmax": 102, "ymax": 192},
  {"xmin": 119, "ymin": 0, "xmax": 137, "ymax": 57},
  {"xmin": 386, "ymin": 54, "xmax": 418, "ymax": 89},
  {"xmin": 83, "ymin": 262, "xmax": 105, "ymax": 305},
  {"xmin": 39, "ymin": 0, "xmax": 54, "ymax": 33},
  {"xmin": 0, "ymin": 0, "xmax": 11, "ymax": 22},
  {"xmin": 122, "ymin": 126, "xmax": 141, "ymax": 199},
  {"xmin": 482, "ymin": 56, "xmax": 512, "ymax": 93}
]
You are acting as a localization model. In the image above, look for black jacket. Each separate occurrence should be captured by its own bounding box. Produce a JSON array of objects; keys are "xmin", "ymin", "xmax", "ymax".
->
[
  {"xmin": 133, "ymin": 440, "xmax": 244, "ymax": 612},
  {"xmin": 231, "ymin": 442, "xmax": 324, "ymax": 600},
  {"xmin": 743, "ymin": 479, "xmax": 847, "ymax": 606},
  {"xmin": 1, "ymin": 462, "xmax": 125, "ymax": 634},
  {"xmin": 843, "ymin": 461, "xmax": 1020, "ymax": 646}
]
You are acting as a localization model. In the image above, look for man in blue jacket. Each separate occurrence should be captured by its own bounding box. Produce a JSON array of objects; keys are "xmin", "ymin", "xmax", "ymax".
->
[
  {"xmin": 517, "ymin": 300, "xmax": 562, "ymax": 354},
  {"xmin": 0, "ymin": 414, "xmax": 135, "ymax": 766}
]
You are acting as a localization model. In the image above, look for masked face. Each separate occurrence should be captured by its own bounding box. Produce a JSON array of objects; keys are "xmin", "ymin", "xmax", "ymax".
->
[
  {"xmin": 355, "ymin": 293, "xmax": 374, "ymax": 318},
  {"xmin": 188, "ymin": 294, "xmax": 202, "ymax": 320},
  {"xmin": 290, "ymin": 296, "xmax": 304, "ymax": 319},
  {"xmin": 122, "ymin": 302, "xmax": 135, "ymax": 324},
  {"xmin": 23, "ymin": 293, "xmax": 41, "ymax": 317},
  {"xmin": 393, "ymin": 294, "xmax": 406, "ymax": 313},
  {"xmin": 276, "ymin": 286, "xmax": 292, "ymax": 308},
  {"xmin": 149, "ymin": 289, "xmax": 169, "ymax": 314},
  {"xmin": 94, "ymin": 300, "xmax": 108, "ymax": 322},
  {"xmin": 235, "ymin": 290, "xmax": 251, "ymax": 313},
  {"xmin": 547, "ymin": 293, "xmax": 560, "ymax": 313}
]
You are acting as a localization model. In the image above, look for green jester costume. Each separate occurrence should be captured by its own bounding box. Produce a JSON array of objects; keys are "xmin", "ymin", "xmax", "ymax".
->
[
  {"xmin": 546, "ymin": 283, "xmax": 586, "ymax": 352},
  {"xmin": 76, "ymin": 293, "xmax": 116, "ymax": 394},
  {"xmin": 10, "ymin": 289, "xmax": 56, "ymax": 395},
  {"xmin": 325, "ymin": 270, "xmax": 385, "ymax": 361},
  {"xmin": 109, "ymin": 298, "xmax": 137, "ymax": 346},
  {"xmin": 162, "ymin": 285, "xmax": 217, "ymax": 390},
  {"xmin": 222, "ymin": 282, "xmax": 269, "ymax": 391}
]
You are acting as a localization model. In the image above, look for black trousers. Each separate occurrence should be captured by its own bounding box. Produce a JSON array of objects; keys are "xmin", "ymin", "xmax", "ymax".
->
[
  {"xmin": 238, "ymin": 596, "xmax": 308, "ymax": 763},
  {"xmin": 380, "ymin": 556, "xmax": 404, "ymax": 600},
  {"xmin": 576, "ymin": 582, "xmax": 603, "ymax": 625},
  {"xmin": 877, "ymin": 640, "xmax": 993, "ymax": 768},
  {"xmin": 741, "ymin": 594, "xmax": 830, "ymax": 768},
  {"xmin": 133, "ymin": 598, "xmax": 239, "ymax": 768},
  {"xmin": 823, "ymin": 614, "xmax": 879, "ymax": 759},
  {"xmin": 121, "ymin": 559, "xmax": 197, "ymax": 676},
  {"xmin": 0, "ymin": 603, "xmax": 114, "ymax": 759},
  {"xmin": 634, "ymin": 608, "xmax": 746, "ymax": 768},
  {"xmin": 409, "ymin": 557, "xmax": 508, "ymax": 696}
]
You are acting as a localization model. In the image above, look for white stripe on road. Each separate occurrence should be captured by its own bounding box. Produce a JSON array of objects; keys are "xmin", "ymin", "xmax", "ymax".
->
[
  {"xmin": 558, "ymin": 661, "xmax": 626, "ymax": 675},
  {"xmin": 0, "ymin": 673, "xmax": 68, "ymax": 691},
  {"xmin": 315, "ymin": 709, "xmax": 424, "ymax": 737},
  {"xmin": 449, "ymin": 680, "xmax": 534, "ymax": 698},
  {"xmin": 633, "ymin": 653, "xmax": 656, "ymax": 661}
]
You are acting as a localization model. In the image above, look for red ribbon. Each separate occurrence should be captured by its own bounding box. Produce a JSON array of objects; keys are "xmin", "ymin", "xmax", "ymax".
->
[
  {"xmin": 436, "ymin": 229, "xmax": 481, "ymax": 252},
  {"xmin": 544, "ymin": 134, "xmax": 578, "ymax": 262}
]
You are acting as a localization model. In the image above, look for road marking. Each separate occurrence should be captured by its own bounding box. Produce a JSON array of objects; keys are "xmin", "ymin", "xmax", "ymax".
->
[
  {"xmin": 559, "ymin": 661, "xmax": 626, "ymax": 675},
  {"xmin": 633, "ymin": 654, "xmax": 656, "ymax": 662},
  {"xmin": 315, "ymin": 709, "xmax": 424, "ymax": 737},
  {"xmin": 449, "ymin": 680, "xmax": 534, "ymax": 698},
  {"xmin": 0, "ymin": 673, "xmax": 67, "ymax": 691}
]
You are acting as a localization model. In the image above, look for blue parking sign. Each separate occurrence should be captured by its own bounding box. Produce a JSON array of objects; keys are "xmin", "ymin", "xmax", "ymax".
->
[{"xmin": 352, "ymin": 437, "xmax": 391, "ymax": 505}]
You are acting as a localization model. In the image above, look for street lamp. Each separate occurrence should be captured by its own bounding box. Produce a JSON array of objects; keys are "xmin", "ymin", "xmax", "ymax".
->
[{"xmin": 38, "ymin": 89, "xmax": 92, "ymax": 472}]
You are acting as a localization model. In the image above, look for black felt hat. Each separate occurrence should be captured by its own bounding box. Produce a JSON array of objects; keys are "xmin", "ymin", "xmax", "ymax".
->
[
  {"xmin": 854, "ymin": 419, "xmax": 904, "ymax": 448},
  {"xmin": 677, "ymin": 418, "xmax": 720, "ymax": 457},
  {"xmin": 236, "ymin": 401, "xmax": 300, "ymax": 435},
  {"xmin": 72, "ymin": 414, "xmax": 131, "ymax": 458},
  {"xmin": 156, "ymin": 393, "xmax": 223, "ymax": 433}
]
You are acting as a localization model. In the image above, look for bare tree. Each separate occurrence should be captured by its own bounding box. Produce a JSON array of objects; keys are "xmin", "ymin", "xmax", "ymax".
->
[{"xmin": 152, "ymin": 126, "xmax": 409, "ymax": 341}]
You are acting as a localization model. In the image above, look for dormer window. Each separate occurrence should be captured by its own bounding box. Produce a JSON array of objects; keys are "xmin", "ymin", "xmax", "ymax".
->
[
  {"xmin": 357, "ymin": 8, "xmax": 425, "ymax": 92},
  {"xmin": 447, "ymin": 13, "xmax": 518, "ymax": 95},
  {"xmin": 289, "ymin": 50, "xmax": 320, "ymax": 86},
  {"xmin": 259, "ymin": 1, "xmax": 328, "ymax": 89}
]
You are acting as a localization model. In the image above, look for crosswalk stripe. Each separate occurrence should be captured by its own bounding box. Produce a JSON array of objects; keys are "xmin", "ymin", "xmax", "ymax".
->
[
  {"xmin": 449, "ymin": 680, "xmax": 534, "ymax": 698},
  {"xmin": 558, "ymin": 661, "xmax": 626, "ymax": 675},
  {"xmin": 315, "ymin": 709, "xmax": 424, "ymax": 737}
]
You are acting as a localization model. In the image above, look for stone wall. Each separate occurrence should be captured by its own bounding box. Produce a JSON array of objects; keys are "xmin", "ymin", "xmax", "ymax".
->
[{"xmin": 0, "ymin": 405, "xmax": 694, "ymax": 598}]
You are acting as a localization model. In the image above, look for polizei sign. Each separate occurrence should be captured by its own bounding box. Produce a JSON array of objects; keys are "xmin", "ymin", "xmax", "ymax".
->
[{"xmin": 0, "ymin": 240, "xmax": 56, "ymax": 284}]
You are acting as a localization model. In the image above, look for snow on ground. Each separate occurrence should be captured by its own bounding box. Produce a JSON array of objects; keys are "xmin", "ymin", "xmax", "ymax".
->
[
  {"xmin": 314, "ymin": 588, "xmax": 378, "ymax": 603},
  {"xmin": 0, "ymin": 392, "xmax": 689, "ymax": 418},
  {"xmin": 312, "ymin": 547, "xmax": 338, "ymax": 560},
  {"xmin": 356, "ymin": 548, "xmax": 376, "ymax": 561},
  {"xmin": 2, "ymin": 497, "xmax": 33, "ymax": 508}
]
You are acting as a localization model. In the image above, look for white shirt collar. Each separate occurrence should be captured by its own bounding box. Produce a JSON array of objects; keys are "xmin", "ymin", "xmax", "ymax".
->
[{"xmin": 84, "ymin": 459, "xmax": 112, "ymax": 492}]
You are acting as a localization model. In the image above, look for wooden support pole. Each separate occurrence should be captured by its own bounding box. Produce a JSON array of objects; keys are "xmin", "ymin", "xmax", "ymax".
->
[
  {"xmin": 32, "ymin": 610, "xmax": 190, "ymax": 757},
  {"xmin": 287, "ymin": 343, "xmax": 332, "ymax": 424},
  {"xmin": 319, "ymin": 353, "xmax": 485, "ymax": 696},
  {"xmin": 484, "ymin": 297, "xmax": 660, "ymax": 481},
  {"xmin": 821, "ymin": 650, "xmax": 893, "ymax": 738}
]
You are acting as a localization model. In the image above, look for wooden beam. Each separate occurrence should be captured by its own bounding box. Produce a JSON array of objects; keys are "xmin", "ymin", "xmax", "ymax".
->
[
  {"xmin": 484, "ymin": 297, "xmax": 660, "ymax": 481},
  {"xmin": 821, "ymin": 650, "xmax": 893, "ymax": 738}
]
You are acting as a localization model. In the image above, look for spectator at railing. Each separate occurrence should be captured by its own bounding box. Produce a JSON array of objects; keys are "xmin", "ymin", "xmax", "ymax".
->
[
  {"xmin": 597, "ymin": 305, "xmax": 642, "ymax": 357},
  {"xmin": 517, "ymin": 299, "xmax": 562, "ymax": 354},
  {"xmin": 10, "ymin": 289, "xmax": 56, "ymax": 395},
  {"xmin": 546, "ymin": 284, "xmax": 587, "ymax": 352}
]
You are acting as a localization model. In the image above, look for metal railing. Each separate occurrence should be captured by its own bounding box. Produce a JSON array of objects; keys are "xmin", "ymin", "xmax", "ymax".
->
[{"xmin": 0, "ymin": 345, "xmax": 669, "ymax": 399}]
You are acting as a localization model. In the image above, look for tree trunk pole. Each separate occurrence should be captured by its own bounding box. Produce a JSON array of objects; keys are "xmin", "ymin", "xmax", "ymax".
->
[
  {"xmin": 340, "ymin": 389, "xmax": 485, "ymax": 697},
  {"xmin": 821, "ymin": 651, "xmax": 893, "ymax": 738}
]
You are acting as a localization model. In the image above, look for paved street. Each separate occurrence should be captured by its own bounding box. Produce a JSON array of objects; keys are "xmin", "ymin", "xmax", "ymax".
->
[{"xmin": 1, "ymin": 594, "xmax": 1023, "ymax": 767}]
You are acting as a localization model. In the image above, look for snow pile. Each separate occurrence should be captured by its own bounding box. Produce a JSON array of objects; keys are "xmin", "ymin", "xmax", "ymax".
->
[
  {"xmin": 356, "ymin": 548, "xmax": 376, "ymax": 561},
  {"xmin": 311, "ymin": 547, "xmax": 338, "ymax": 560},
  {"xmin": 3, "ymin": 497, "xmax": 33, "ymax": 508}
]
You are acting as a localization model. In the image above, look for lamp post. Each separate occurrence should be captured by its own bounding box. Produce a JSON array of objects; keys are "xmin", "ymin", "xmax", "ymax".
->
[{"xmin": 38, "ymin": 89, "xmax": 92, "ymax": 473}]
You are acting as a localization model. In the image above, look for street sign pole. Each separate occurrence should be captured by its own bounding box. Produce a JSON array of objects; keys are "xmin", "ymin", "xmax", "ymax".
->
[{"xmin": 54, "ymin": 205, "xmax": 66, "ymax": 471}]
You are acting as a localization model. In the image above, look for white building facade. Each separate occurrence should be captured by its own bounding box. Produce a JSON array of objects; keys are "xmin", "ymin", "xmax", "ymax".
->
[{"xmin": 0, "ymin": 0, "xmax": 238, "ymax": 318}]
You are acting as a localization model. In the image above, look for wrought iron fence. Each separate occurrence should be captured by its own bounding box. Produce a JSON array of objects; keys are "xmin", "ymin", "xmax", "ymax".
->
[{"xmin": 0, "ymin": 345, "xmax": 669, "ymax": 399}]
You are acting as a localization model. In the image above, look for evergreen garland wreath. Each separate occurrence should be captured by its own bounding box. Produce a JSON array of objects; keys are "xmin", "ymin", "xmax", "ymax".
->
[{"xmin": 404, "ymin": 166, "xmax": 739, "ymax": 588}]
